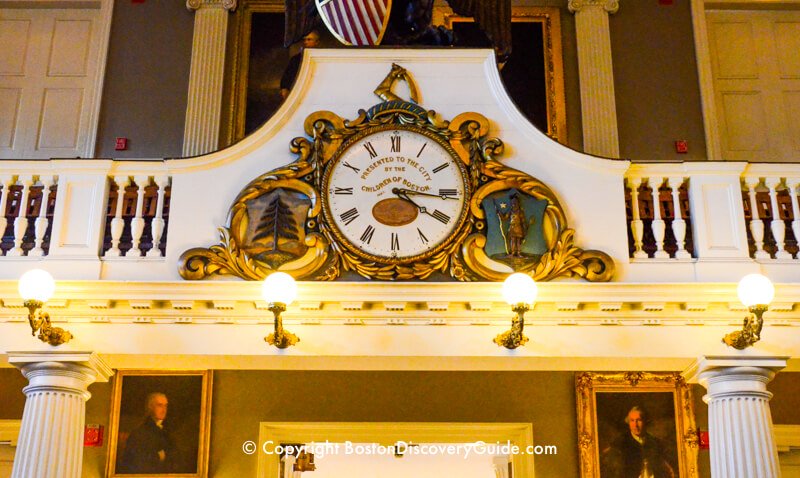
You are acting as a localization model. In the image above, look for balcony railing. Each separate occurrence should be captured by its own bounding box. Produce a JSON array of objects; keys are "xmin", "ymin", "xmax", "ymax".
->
[{"xmin": 0, "ymin": 158, "xmax": 798, "ymax": 282}]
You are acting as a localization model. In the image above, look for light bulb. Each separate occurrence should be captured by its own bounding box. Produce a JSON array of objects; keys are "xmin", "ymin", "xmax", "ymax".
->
[
  {"xmin": 502, "ymin": 272, "xmax": 538, "ymax": 305},
  {"xmin": 18, "ymin": 269, "xmax": 56, "ymax": 303},
  {"xmin": 737, "ymin": 273, "xmax": 774, "ymax": 307},
  {"xmin": 261, "ymin": 272, "xmax": 297, "ymax": 305}
]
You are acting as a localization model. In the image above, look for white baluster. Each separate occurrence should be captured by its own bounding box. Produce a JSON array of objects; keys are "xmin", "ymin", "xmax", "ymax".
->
[
  {"xmin": 651, "ymin": 178, "xmax": 669, "ymax": 259},
  {"xmin": 147, "ymin": 176, "xmax": 169, "ymax": 257},
  {"xmin": 29, "ymin": 176, "xmax": 54, "ymax": 257},
  {"xmin": 745, "ymin": 177, "xmax": 769, "ymax": 260},
  {"xmin": 105, "ymin": 176, "xmax": 129, "ymax": 257},
  {"xmin": 668, "ymin": 176, "xmax": 691, "ymax": 259},
  {"xmin": 629, "ymin": 177, "xmax": 648, "ymax": 259},
  {"xmin": 789, "ymin": 177, "xmax": 800, "ymax": 260},
  {"xmin": 766, "ymin": 177, "xmax": 791, "ymax": 260},
  {"xmin": 128, "ymin": 175, "xmax": 148, "ymax": 257},
  {"xmin": 0, "ymin": 174, "xmax": 12, "ymax": 256},
  {"xmin": 8, "ymin": 176, "xmax": 33, "ymax": 257}
]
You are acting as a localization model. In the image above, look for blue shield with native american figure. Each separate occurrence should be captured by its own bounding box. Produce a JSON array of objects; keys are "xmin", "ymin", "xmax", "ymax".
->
[{"xmin": 482, "ymin": 189, "xmax": 547, "ymax": 269}]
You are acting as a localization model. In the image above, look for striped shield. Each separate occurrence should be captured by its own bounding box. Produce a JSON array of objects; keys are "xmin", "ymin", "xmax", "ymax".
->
[{"xmin": 315, "ymin": 0, "xmax": 392, "ymax": 46}]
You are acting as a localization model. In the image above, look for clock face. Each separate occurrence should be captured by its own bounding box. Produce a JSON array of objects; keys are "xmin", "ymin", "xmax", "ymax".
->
[{"xmin": 322, "ymin": 125, "xmax": 469, "ymax": 263}]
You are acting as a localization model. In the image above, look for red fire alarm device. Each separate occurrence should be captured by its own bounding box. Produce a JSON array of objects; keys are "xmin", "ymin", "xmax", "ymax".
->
[
  {"xmin": 84, "ymin": 424, "xmax": 104, "ymax": 447},
  {"xmin": 675, "ymin": 140, "xmax": 689, "ymax": 154},
  {"xmin": 115, "ymin": 137, "xmax": 128, "ymax": 151},
  {"xmin": 698, "ymin": 430, "xmax": 709, "ymax": 450}
]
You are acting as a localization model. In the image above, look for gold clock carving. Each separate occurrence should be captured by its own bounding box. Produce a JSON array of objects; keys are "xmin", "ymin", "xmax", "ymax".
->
[{"xmin": 179, "ymin": 64, "xmax": 614, "ymax": 282}]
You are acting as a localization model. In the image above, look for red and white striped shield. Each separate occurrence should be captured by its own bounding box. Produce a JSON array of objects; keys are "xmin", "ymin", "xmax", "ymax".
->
[{"xmin": 315, "ymin": 0, "xmax": 392, "ymax": 46}]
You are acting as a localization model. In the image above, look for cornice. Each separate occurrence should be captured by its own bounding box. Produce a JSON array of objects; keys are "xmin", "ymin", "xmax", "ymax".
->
[
  {"xmin": 0, "ymin": 281, "xmax": 798, "ymax": 328},
  {"xmin": 568, "ymin": 0, "xmax": 620, "ymax": 14},
  {"xmin": 186, "ymin": 0, "xmax": 236, "ymax": 11}
]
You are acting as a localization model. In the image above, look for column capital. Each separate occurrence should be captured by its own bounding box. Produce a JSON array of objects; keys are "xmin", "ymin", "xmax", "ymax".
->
[
  {"xmin": 186, "ymin": 0, "xmax": 236, "ymax": 11},
  {"xmin": 683, "ymin": 355, "xmax": 787, "ymax": 398},
  {"xmin": 8, "ymin": 351, "xmax": 113, "ymax": 399},
  {"xmin": 568, "ymin": 0, "xmax": 619, "ymax": 14}
]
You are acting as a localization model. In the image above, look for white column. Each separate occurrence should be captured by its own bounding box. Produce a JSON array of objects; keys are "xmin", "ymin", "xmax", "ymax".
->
[
  {"xmin": 668, "ymin": 176, "xmax": 691, "ymax": 259},
  {"xmin": 745, "ymin": 177, "xmax": 769, "ymax": 260},
  {"xmin": 147, "ymin": 176, "xmax": 169, "ymax": 257},
  {"xmin": 628, "ymin": 176, "xmax": 647, "ymax": 259},
  {"xmin": 766, "ymin": 177, "xmax": 790, "ymax": 259},
  {"xmin": 650, "ymin": 177, "xmax": 669, "ymax": 259},
  {"xmin": 183, "ymin": 0, "xmax": 236, "ymax": 157},
  {"xmin": 128, "ymin": 175, "xmax": 149, "ymax": 257},
  {"xmin": 8, "ymin": 176, "xmax": 33, "ymax": 257},
  {"xmin": 0, "ymin": 174, "xmax": 13, "ymax": 255},
  {"xmin": 789, "ymin": 177, "xmax": 800, "ymax": 259},
  {"xmin": 30, "ymin": 176, "xmax": 54, "ymax": 257},
  {"xmin": 8, "ymin": 352, "xmax": 113, "ymax": 478},
  {"xmin": 568, "ymin": 0, "xmax": 620, "ymax": 158},
  {"xmin": 684, "ymin": 356, "xmax": 787, "ymax": 478},
  {"xmin": 106, "ymin": 176, "xmax": 129, "ymax": 257}
]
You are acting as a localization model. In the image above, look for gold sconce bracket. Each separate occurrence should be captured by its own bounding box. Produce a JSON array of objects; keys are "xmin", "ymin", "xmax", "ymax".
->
[
  {"xmin": 723, "ymin": 304, "xmax": 767, "ymax": 350},
  {"xmin": 494, "ymin": 303, "xmax": 529, "ymax": 349},
  {"xmin": 24, "ymin": 299, "xmax": 72, "ymax": 346},
  {"xmin": 265, "ymin": 302, "xmax": 299, "ymax": 349}
]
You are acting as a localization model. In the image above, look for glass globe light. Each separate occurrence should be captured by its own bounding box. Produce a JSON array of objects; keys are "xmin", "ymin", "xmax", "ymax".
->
[
  {"xmin": 502, "ymin": 273, "xmax": 538, "ymax": 306},
  {"xmin": 737, "ymin": 273, "xmax": 774, "ymax": 307},
  {"xmin": 18, "ymin": 269, "xmax": 56, "ymax": 303},
  {"xmin": 261, "ymin": 272, "xmax": 297, "ymax": 305}
]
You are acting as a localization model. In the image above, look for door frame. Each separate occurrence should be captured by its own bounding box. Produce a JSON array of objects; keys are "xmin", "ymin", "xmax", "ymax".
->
[{"xmin": 256, "ymin": 422, "xmax": 536, "ymax": 478}]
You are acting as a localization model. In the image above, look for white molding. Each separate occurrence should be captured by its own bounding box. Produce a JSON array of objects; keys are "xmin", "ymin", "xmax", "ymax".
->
[
  {"xmin": 691, "ymin": 0, "xmax": 722, "ymax": 161},
  {"xmin": 83, "ymin": 0, "xmax": 113, "ymax": 158},
  {"xmin": 256, "ymin": 422, "xmax": 535, "ymax": 478}
]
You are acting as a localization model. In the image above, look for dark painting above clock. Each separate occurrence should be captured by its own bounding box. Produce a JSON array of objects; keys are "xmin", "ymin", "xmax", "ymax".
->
[{"xmin": 224, "ymin": 2, "xmax": 567, "ymax": 147}]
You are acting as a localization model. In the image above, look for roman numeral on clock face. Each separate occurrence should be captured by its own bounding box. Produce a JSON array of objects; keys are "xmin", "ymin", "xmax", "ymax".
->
[
  {"xmin": 417, "ymin": 227, "xmax": 429, "ymax": 244},
  {"xmin": 439, "ymin": 188, "xmax": 458, "ymax": 198},
  {"xmin": 390, "ymin": 135, "xmax": 401, "ymax": 153},
  {"xmin": 432, "ymin": 163, "xmax": 449, "ymax": 174},
  {"xmin": 342, "ymin": 162, "xmax": 360, "ymax": 173},
  {"xmin": 431, "ymin": 209, "xmax": 450, "ymax": 224},
  {"xmin": 390, "ymin": 232, "xmax": 400, "ymax": 251},
  {"xmin": 364, "ymin": 142, "xmax": 378, "ymax": 159},
  {"xmin": 360, "ymin": 225, "xmax": 375, "ymax": 244},
  {"xmin": 334, "ymin": 187, "xmax": 353, "ymax": 195},
  {"xmin": 339, "ymin": 208, "xmax": 359, "ymax": 225},
  {"xmin": 417, "ymin": 142, "xmax": 427, "ymax": 158}
]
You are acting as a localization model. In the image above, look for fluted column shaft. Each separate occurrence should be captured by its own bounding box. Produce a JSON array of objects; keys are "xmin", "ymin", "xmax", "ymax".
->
[
  {"xmin": 684, "ymin": 356, "xmax": 786, "ymax": 478},
  {"xmin": 183, "ymin": 0, "xmax": 236, "ymax": 157},
  {"xmin": 8, "ymin": 352, "xmax": 113, "ymax": 478},
  {"xmin": 569, "ymin": 0, "xmax": 620, "ymax": 158}
]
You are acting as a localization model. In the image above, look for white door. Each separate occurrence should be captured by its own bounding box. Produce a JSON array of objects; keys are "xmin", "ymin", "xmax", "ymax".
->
[
  {"xmin": 706, "ymin": 10, "xmax": 800, "ymax": 162},
  {"xmin": 0, "ymin": 3, "xmax": 111, "ymax": 159}
]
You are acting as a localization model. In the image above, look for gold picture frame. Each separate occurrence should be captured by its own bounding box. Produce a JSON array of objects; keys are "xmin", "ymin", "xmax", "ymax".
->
[
  {"xmin": 434, "ymin": 6, "xmax": 567, "ymax": 144},
  {"xmin": 576, "ymin": 372, "xmax": 699, "ymax": 478},
  {"xmin": 106, "ymin": 370, "xmax": 213, "ymax": 478}
]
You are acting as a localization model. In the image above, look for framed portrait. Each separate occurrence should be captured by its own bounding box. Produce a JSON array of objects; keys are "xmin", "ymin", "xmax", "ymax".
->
[
  {"xmin": 106, "ymin": 371, "xmax": 213, "ymax": 478},
  {"xmin": 576, "ymin": 372, "xmax": 699, "ymax": 478},
  {"xmin": 434, "ymin": 6, "xmax": 568, "ymax": 144}
]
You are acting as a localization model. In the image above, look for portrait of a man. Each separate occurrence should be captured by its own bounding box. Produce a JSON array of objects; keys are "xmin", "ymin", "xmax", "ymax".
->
[
  {"xmin": 107, "ymin": 371, "xmax": 212, "ymax": 478},
  {"xmin": 600, "ymin": 405, "xmax": 676, "ymax": 478},
  {"xmin": 576, "ymin": 373, "xmax": 697, "ymax": 478}
]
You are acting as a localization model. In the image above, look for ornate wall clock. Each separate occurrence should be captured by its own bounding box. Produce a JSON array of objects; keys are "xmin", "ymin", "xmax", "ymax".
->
[
  {"xmin": 180, "ymin": 64, "xmax": 614, "ymax": 282},
  {"xmin": 322, "ymin": 123, "xmax": 469, "ymax": 265}
]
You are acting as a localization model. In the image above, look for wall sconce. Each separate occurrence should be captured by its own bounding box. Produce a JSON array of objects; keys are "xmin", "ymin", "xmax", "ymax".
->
[
  {"xmin": 261, "ymin": 272, "xmax": 299, "ymax": 349},
  {"xmin": 494, "ymin": 273, "xmax": 538, "ymax": 349},
  {"xmin": 723, "ymin": 273, "xmax": 774, "ymax": 349},
  {"xmin": 18, "ymin": 269, "xmax": 72, "ymax": 346}
]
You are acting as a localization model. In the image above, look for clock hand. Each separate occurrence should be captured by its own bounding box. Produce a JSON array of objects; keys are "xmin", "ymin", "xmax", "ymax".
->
[
  {"xmin": 392, "ymin": 188, "xmax": 434, "ymax": 217},
  {"xmin": 393, "ymin": 188, "xmax": 458, "ymax": 200}
]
